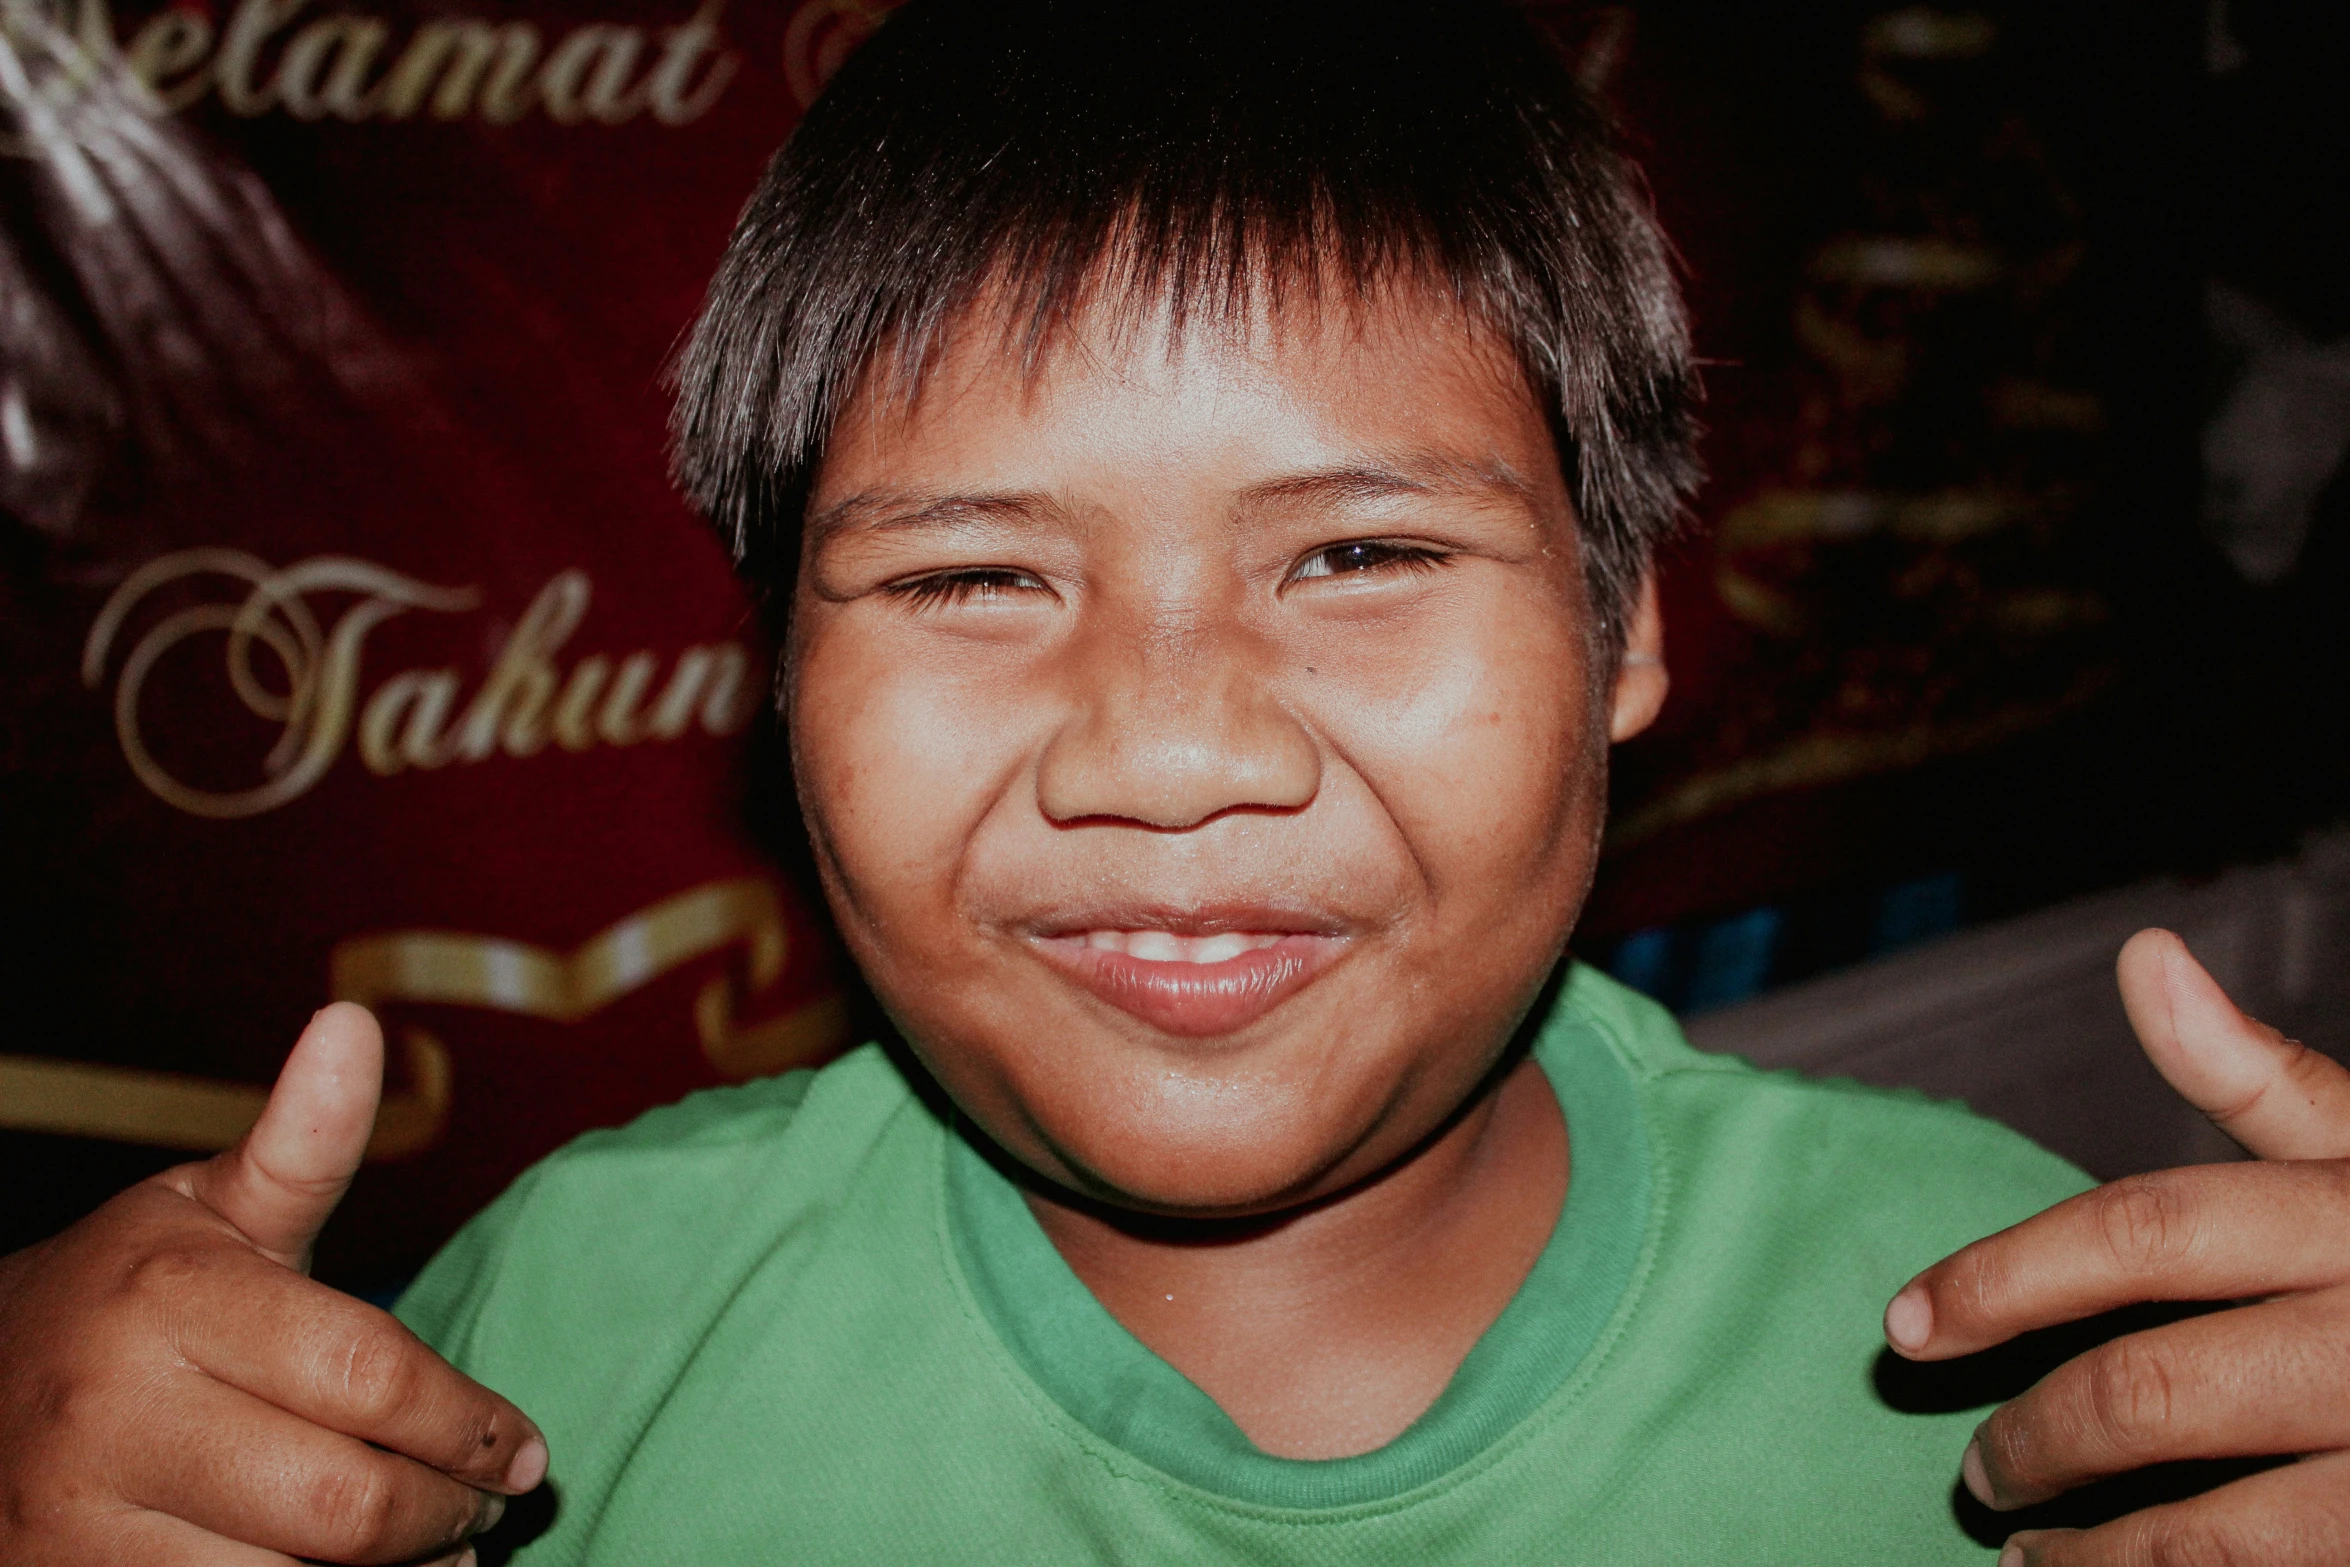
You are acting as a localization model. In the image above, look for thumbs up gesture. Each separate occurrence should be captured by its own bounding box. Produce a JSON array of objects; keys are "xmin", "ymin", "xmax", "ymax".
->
[
  {"xmin": 1887, "ymin": 930, "xmax": 2350, "ymax": 1565},
  {"xmin": 0, "ymin": 1005, "xmax": 545, "ymax": 1566}
]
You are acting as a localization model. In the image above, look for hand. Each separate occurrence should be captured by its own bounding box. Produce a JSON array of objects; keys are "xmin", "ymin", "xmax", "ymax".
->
[
  {"xmin": 1885, "ymin": 929, "xmax": 2350, "ymax": 1566},
  {"xmin": 0, "ymin": 1004, "xmax": 546, "ymax": 1566}
]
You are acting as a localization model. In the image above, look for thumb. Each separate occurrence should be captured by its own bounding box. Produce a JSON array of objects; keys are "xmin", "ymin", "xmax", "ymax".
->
[
  {"xmin": 2120, "ymin": 927, "xmax": 2350, "ymax": 1161},
  {"xmin": 188, "ymin": 1001, "xmax": 385, "ymax": 1269}
]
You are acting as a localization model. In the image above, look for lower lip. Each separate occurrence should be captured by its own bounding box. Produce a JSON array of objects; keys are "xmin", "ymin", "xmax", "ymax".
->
[{"xmin": 1029, "ymin": 934, "xmax": 1342, "ymax": 1037}]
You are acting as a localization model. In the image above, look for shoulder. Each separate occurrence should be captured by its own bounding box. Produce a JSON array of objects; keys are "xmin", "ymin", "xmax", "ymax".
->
[
  {"xmin": 395, "ymin": 1043, "xmax": 924, "ymax": 1354},
  {"xmin": 541, "ymin": 1039, "xmax": 906, "ymax": 1162},
  {"xmin": 1556, "ymin": 963, "xmax": 2095, "ymax": 1244},
  {"xmin": 450, "ymin": 1040, "xmax": 917, "ymax": 1235}
]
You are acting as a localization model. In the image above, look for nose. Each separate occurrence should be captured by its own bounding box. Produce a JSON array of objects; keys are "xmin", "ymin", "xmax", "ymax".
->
[{"xmin": 1035, "ymin": 622, "xmax": 1320, "ymax": 830}]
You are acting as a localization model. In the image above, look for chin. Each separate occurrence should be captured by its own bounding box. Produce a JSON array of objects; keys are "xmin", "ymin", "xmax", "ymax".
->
[
  {"xmin": 1020, "ymin": 1064, "xmax": 1391, "ymax": 1218},
  {"xmin": 870, "ymin": 931, "xmax": 1540, "ymax": 1219}
]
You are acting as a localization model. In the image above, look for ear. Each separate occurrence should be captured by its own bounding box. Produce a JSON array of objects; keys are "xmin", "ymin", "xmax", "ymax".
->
[{"xmin": 1608, "ymin": 572, "xmax": 1668, "ymax": 743}]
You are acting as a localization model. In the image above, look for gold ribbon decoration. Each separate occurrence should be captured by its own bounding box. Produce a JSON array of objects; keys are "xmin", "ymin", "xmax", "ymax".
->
[
  {"xmin": 0, "ymin": 876, "xmax": 846, "ymax": 1158},
  {"xmin": 0, "ymin": 1029, "xmax": 449, "ymax": 1160}
]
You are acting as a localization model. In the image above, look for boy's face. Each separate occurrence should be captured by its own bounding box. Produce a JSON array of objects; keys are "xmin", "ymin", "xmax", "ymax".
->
[{"xmin": 791, "ymin": 284, "xmax": 1666, "ymax": 1217}]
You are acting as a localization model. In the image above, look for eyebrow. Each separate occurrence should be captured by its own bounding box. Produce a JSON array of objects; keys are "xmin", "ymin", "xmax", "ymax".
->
[
  {"xmin": 805, "ymin": 452, "xmax": 1544, "ymax": 548},
  {"xmin": 804, "ymin": 489, "xmax": 1056, "ymax": 549},
  {"xmin": 1235, "ymin": 455, "xmax": 1541, "ymax": 514}
]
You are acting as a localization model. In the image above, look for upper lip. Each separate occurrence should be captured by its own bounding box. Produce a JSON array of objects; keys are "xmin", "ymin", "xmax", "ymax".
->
[{"xmin": 1023, "ymin": 902, "xmax": 1349, "ymax": 940}]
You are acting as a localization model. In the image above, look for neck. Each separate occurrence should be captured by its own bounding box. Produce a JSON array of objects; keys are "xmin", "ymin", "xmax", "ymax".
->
[{"xmin": 1024, "ymin": 1055, "xmax": 1568, "ymax": 1459}]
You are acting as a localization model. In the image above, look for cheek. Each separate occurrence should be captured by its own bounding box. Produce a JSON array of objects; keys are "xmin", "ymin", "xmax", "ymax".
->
[
  {"xmin": 1299, "ymin": 588, "xmax": 1599, "ymax": 917},
  {"xmin": 790, "ymin": 617, "xmax": 1041, "ymax": 930}
]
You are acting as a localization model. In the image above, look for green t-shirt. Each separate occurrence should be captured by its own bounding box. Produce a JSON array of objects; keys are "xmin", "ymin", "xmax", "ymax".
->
[{"xmin": 397, "ymin": 965, "xmax": 2091, "ymax": 1564}]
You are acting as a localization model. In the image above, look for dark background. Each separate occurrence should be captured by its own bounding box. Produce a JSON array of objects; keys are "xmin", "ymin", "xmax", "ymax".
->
[
  {"xmin": 3, "ymin": 0, "xmax": 2344, "ymax": 1284},
  {"xmin": 1576, "ymin": 0, "xmax": 2348, "ymax": 1009}
]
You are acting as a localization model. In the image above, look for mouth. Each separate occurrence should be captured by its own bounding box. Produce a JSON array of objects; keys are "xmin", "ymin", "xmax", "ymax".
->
[{"xmin": 1026, "ymin": 911, "xmax": 1346, "ymax": 1038}]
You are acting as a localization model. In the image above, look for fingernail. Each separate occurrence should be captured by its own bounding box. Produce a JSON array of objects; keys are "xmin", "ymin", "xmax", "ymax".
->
[
  {"xmin": 457, "ymin": 1549, "xmax": 478, "ymax": 1567},
  {"xmin": 2001, "ymin": 1530, "xmax": 2061, "ymax": 1566},
  {"xmin": 506, "ymin": 1435, "xmax": 549, "ymax": 1492},
  {"xmin": 1962, "ymin": 1437, "xmax": 1995, "ymax": 1507},
  {"xmin": 1884, "ymin": 1284, "xmax": 1933, "ymax": 1352},
  {"xmin": 475, "ymin": 1491, "xmax": 507, "ymax": 1533}
]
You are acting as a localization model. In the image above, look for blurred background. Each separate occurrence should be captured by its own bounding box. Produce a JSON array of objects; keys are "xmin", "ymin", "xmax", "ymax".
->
[{"xmin": 2, "ymin": 0, "xmax": 2343, "ymax": 1293}]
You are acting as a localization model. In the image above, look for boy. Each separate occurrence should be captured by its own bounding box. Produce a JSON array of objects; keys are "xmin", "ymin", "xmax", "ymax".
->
[{"xmin": 7, "ymin": 3, "xmax": 2350, "ymax": 1563}]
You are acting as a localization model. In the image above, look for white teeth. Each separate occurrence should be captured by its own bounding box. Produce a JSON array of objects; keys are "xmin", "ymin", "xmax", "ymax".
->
[
  {"xmin": 1075, "ymin": 930, "xmax": 1286, "ymax": 963},
  {"xmin": 1127, "ymin": 930, "xmax": 1183, "ymax": 962},
  {"xmin": 1191, "ymin": 933, "xmax": 1251, "ymax": 964}
]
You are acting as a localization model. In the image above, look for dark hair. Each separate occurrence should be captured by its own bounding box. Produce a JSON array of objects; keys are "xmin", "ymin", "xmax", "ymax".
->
[{"xmin": 672, "ymin": 0, "xmax": 1698, "ymax": 638}]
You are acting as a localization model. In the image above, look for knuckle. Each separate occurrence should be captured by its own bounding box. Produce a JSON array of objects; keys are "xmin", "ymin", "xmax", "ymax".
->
[
  {"xmin": 16, "ymin": 1357, "xmax": 168, "ymax": 1464},
  {"xmin": 2274, "ymin": 1033, "xmax": 2330, "ymax": 1094},
  {"xmin": 1943, "ymin": 1242, "xmax": 2016, "ymax": 1328},
  {"xmin": 1980, "ymin": 1402, "xmax": 2043, "ymax": 1493},
  {"xmin": 2090, "ymin": 1177, "xmax": 2198, "ymax": 1277},
  {"xmin": 36, "ymin": 1371, "xmax": 114, "ymax": 1450},
  {"xmin": 2132, "ymin": 1509, "xmax": 2248, "ymax": 1567},
  {"xmin": 2221, "ymin": 1032, "xmax": 2327, "ymax": 1131},
  {"xmin": 307, "ymin": 1461, "xmax": 403, "ymax": 1557},
  {"xmin": 114, "ymin": 1242, "xmax": 210, "ymax": 1311},
  {"xmin": 2081, "ymin": 1337, "xmax": 2176, "ymax": 1453},
  {"xmin": 340, "ymin": 1324, "xmax": 426, "ymax": 1426}
]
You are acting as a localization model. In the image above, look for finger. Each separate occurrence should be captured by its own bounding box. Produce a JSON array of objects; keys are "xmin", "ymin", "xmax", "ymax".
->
[
  {"xmin": 1999, "ymin": 1447, "xmax": 2350, "ymax": 1567},
  {"xmin": 1887, "ymin": 1162, "xmax": 2350, "ymax": 1360},
  {"xmin": 2120, "ymin": 927, "xmax": 2350, "ymax": 1161},
  {"xmin": 77, "ymin": 1509, "xmax": 306, "ymax": 1567},
  {"xmin": 179, "ymin": 1002, "xmax": 383, "ymax": 1269},
  {"xmin": 168, "ymin": 1249, "xmax": 547, "ymax": 1493},
  {"xmin": 122, "ymin": 1510, "xmax": 479, "ymax": 1567},
  {"xmin": 124, "ymin": 1372, "xmax": 504, "ymax": 1566},
  {"xmin": 1967, "ymin": 1290, "xmax": 2350, "ymax": 1510}
]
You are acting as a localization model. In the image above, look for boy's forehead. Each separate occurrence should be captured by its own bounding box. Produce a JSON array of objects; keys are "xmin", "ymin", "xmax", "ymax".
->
[
  {"xmin": 806, "ymin": 451, "xmax": 1551, "ymax": 550},
  {"xmin": 813, "ymin": 277, "xmax": 1566, "ymax": 518}
]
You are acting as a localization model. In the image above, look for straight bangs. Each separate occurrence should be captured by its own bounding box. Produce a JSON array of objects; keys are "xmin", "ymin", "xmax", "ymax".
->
[{"xmin": 672, "ymin": 0, "xmax": 1699, "ymax": 633}]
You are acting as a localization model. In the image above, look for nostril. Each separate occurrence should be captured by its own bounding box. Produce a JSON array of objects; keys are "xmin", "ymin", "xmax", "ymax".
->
[{"xmin": 1035, "ymin": 700, "xmax": 1320, "ymax": 829}]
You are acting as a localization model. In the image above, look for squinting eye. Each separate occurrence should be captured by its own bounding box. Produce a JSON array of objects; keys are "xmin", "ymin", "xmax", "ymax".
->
[
  {"xmin": 1288, "ymin": 540, "xmax": 1449, "ymax": 583},
  {"xmin": 887, "ymin": 568, "xmax": 1048, "ymax": 607}
]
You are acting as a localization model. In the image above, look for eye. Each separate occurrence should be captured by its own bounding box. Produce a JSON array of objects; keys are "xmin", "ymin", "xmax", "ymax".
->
[
  {"xmin": 885, "ymin": 567, "xmax": 1049, "ymax": 608},
  {"xmin": 1287, "ymin": 539, "xmax": 1451, "ymax": 584}
]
